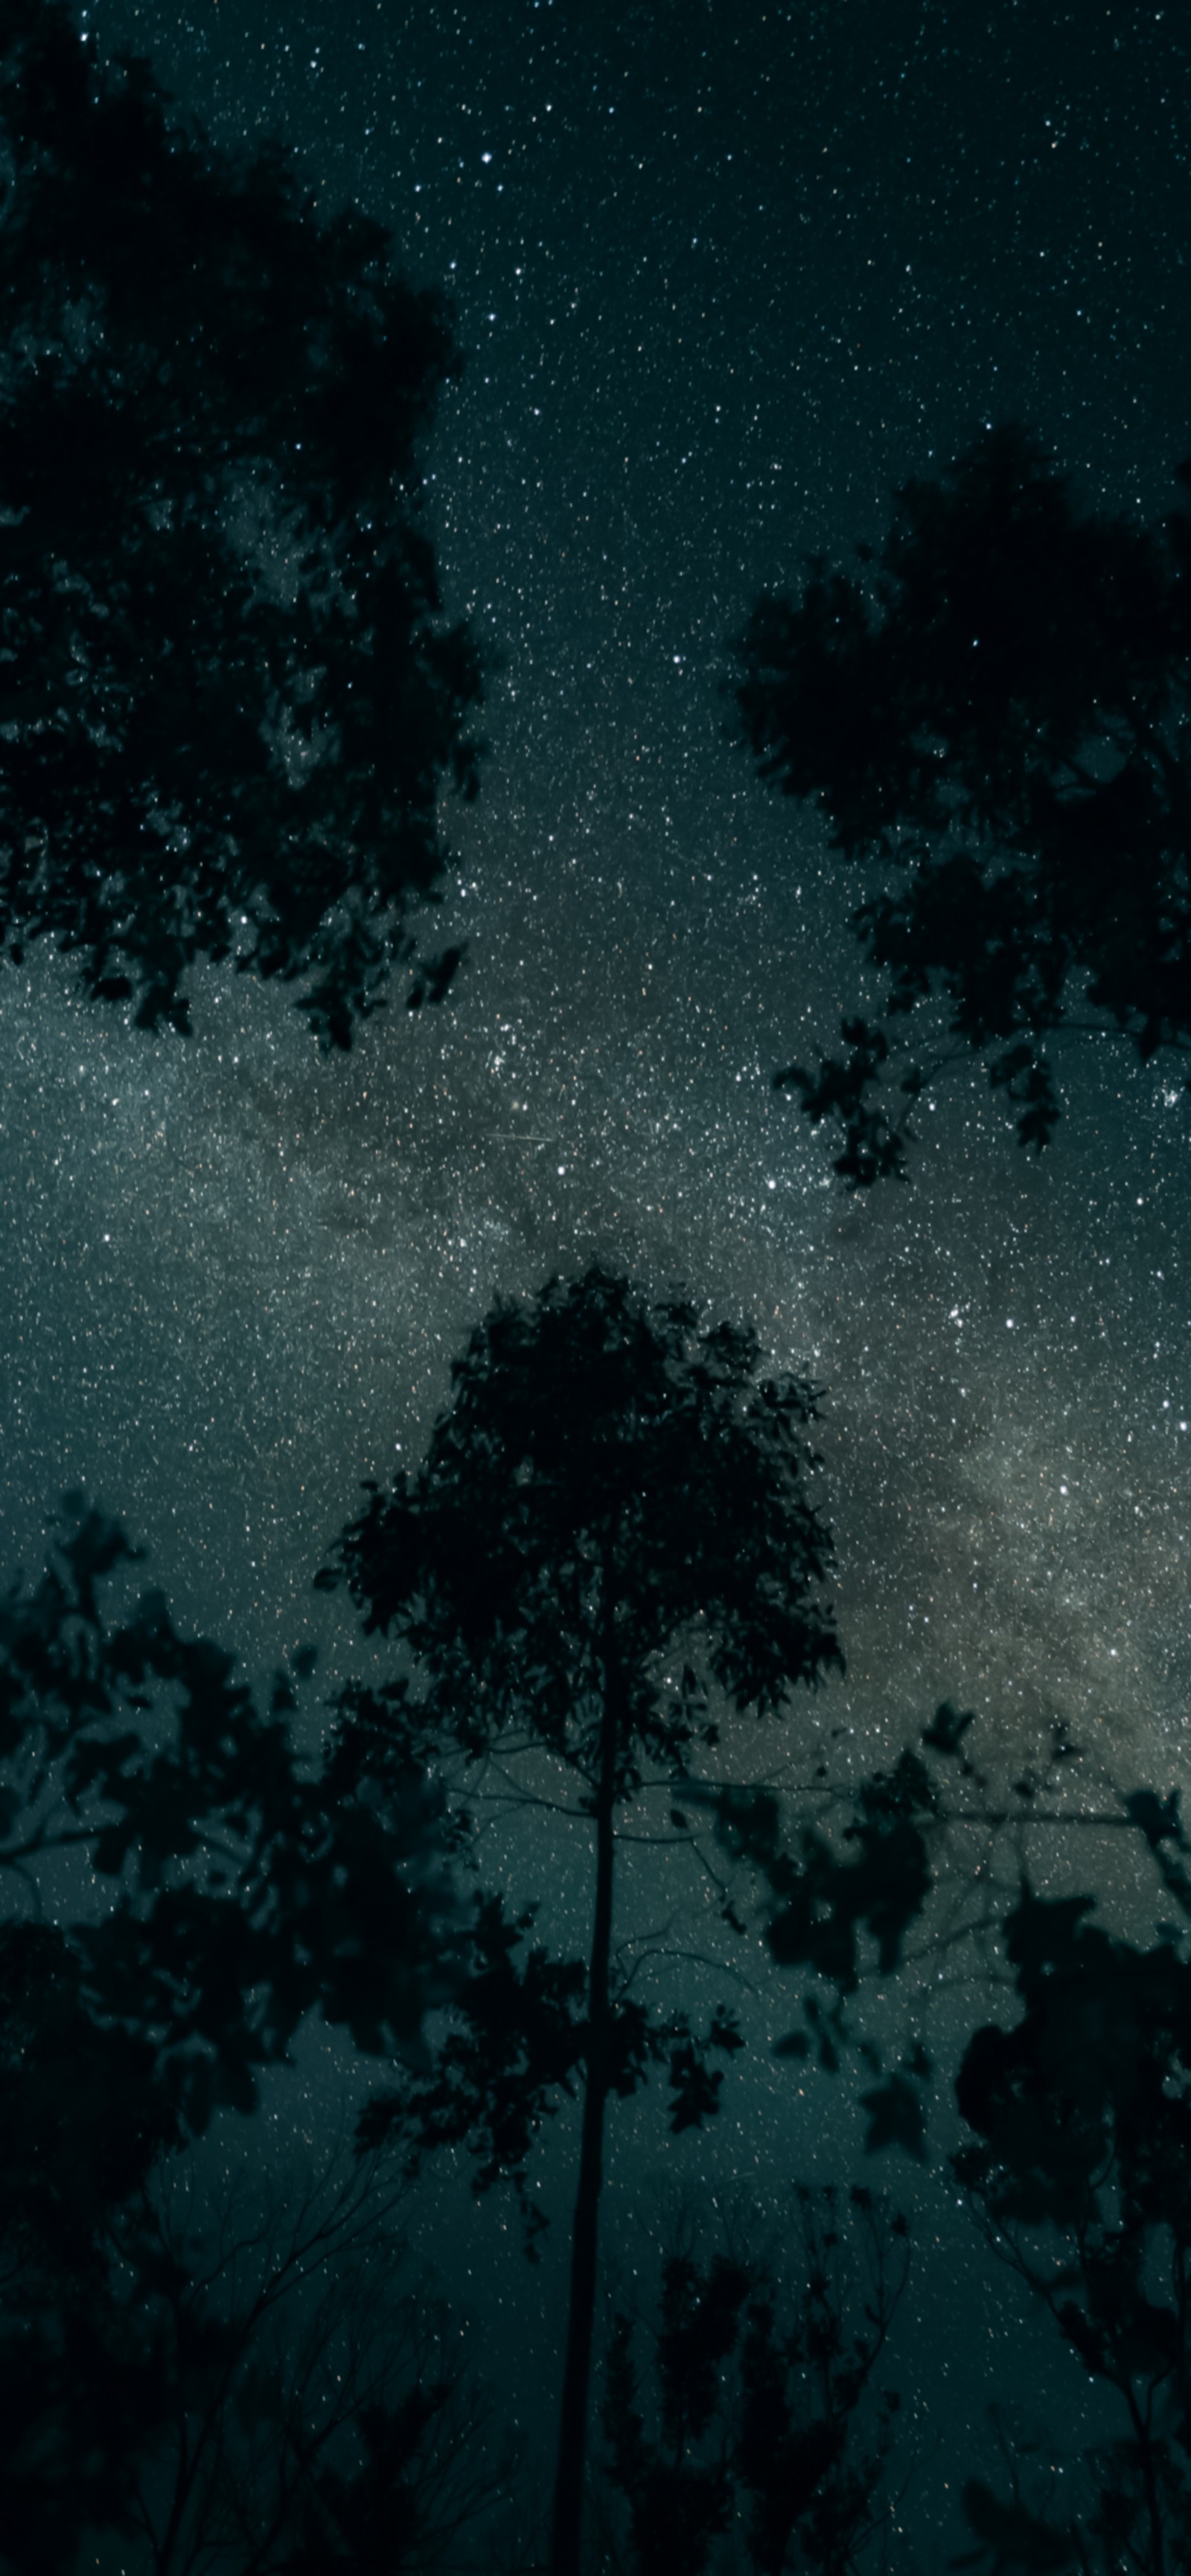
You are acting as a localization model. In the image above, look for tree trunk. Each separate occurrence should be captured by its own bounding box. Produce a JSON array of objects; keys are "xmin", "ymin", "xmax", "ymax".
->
[{"xmin": 549, "ymin": 1591, "xmax": 622, "ymax": 2576}]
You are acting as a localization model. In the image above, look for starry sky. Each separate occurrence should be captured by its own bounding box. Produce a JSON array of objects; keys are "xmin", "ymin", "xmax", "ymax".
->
[{"xmin": 10, "ymin": 0, "xmax": 1191, "ymax": 2557}]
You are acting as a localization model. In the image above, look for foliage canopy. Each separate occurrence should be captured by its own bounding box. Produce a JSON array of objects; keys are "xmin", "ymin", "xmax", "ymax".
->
[
  {"xmin": 0, "ymin": 0, "xmax": 483, "ymax": 1045},
  {"xmin": 733, "ymin": 423, "xmax": 1191, "ymax": 1181}
]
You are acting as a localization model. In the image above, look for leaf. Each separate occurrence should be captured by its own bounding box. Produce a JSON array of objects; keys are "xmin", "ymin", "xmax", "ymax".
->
[
  {"xmin": 951, "ymin": 2478, "xmax": 1081, "ymax": 2573},
  {"xmin": 668, "ymin": 2043, "xmax": 725, "ymax": 2133},
  {"xmin": 860, "ymin": 2074, "xmax": 926, "ymax": 2161},
  {"xmin": 922, "ymin": 1702, "xmax": 975, "ymax": 1758},
  {"xmin": 1124, "ymin": 1787, "xmax": 1185, "ymax": 1850}
]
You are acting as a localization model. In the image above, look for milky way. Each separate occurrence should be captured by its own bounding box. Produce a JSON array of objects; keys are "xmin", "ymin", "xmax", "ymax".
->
[{"xmin": 9, "ymin": 0, "xmax": 1191, "ymax": 2546}]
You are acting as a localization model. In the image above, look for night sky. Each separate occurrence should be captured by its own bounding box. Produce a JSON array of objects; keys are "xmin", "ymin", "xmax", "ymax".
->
[{"xmin": 10, "ymin": 1, "xmax": 1191, "ymax": 2560}]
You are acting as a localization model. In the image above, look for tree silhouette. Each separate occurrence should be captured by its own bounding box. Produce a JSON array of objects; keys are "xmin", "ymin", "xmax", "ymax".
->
[
  {"xmin": 0, "ymin": 0, "xmax": 484, "ymax": 1047},
  {"xmin": 951, "ymin": 2409, "xmax": 1086, "ymax": 2576},
  {"xmin": 0, "ymin": 1496, "xmax": 511, "ymax": 2570},
  {"xmin": 599, "ymin": 2186, "xmax": 909, "ymax": 2576},
  {"xmin": 695, "ymin": 1697, "xmax": 1191, "ymax": 2186},
  {"xmin": 0, "ymin": 2037, "xmax": 508, "ymax": 2576},
  {"xmin": 319, "ymin": 1264, "xmax": 842, "ymax": 2576},
  {"xmin": 117, "ymin": 2145, "xmax": 509, "ymax": 2576},
  {"xmin": 0, "ymin": 1918, "xmax": 180, "ymax": 2569},
  {"xmin": 952, "ymin": 1863, "xmax": 1191, "ymax": 2576},
  {"xmin": 0, "ymin": 1497, "xmax": 469, "ymax": 2129},
  {"xmin": 699, "ymin": 1725, "xmax": 1191, "ymax": 2570},
  {"xmin": 732, "ymin": 423, "xmax": 1191, "ymax": 1182}
]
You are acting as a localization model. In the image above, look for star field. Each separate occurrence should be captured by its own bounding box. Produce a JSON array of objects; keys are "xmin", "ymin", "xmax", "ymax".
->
[{"xmin": 8, "ymin": 0, "xmax": 1191, "ymax": 2554}]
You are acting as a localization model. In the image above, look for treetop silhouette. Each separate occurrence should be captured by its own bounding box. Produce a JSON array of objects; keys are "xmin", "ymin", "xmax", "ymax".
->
[
  {"xmin": 0, "ymin": 0, "xmax": 484, "ymax": 1045},
  {"xmin": 733, "ymin": 422, "xmax": 1191, "ymax": 1181},
  {"xmin": 326, "ymin": 1266, "xmax": 840, "ymax": 1772}
]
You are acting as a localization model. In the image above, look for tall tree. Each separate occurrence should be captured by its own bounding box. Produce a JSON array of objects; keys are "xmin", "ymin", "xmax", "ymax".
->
[
  {"xmin": 320, "ymin": 1265, "xmax": 841, "ymax": 2576},
  {"xmin": 731, "ymin": 424, "xmax": 1191, "ymax": 1182},
  {"xmin": 0, "ymin": 0, "xmax": 484, "ymax": 1047}
]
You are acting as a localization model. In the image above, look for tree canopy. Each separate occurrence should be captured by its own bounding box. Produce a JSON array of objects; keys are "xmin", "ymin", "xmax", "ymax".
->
[
  {"xmin": 0, "ymin": 1498, "xmax": 482, "ymax": 2567},
  {"xmin": 327, "ymin": 1265, "xmax": 840, "ymax": 1769},
  {"xmin": 0, "ymin": 1498, "xmax": 468, "ymax": 2131},
  {"xmin": 955, "ymin": 1876, "xmax": 1191, "ymax": 2575},
  {"xmin": 732, "ymin": 423, "xmax": 1191, "ymax": 1182},
  {"xmin": 0, "ymin": 0, "xmax": 484, "ymax": 1045},
  {"xmin": 703, "ymin": 1704, "xmax": 1191, "ymax": 2572}
]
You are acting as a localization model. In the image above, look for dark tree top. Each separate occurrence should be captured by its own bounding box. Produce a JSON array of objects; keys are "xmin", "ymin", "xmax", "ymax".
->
[
  {"xmin": 0, "ymin": 0, "xmax": 484, "ymax": 1045},
  {"xmin": 732, "ymin": 423, "xmax": 1191, "ymax": 1180},
  {"xmin": 323, "ymin": 1265, "xmax": 841, "ymax": 1787}
]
